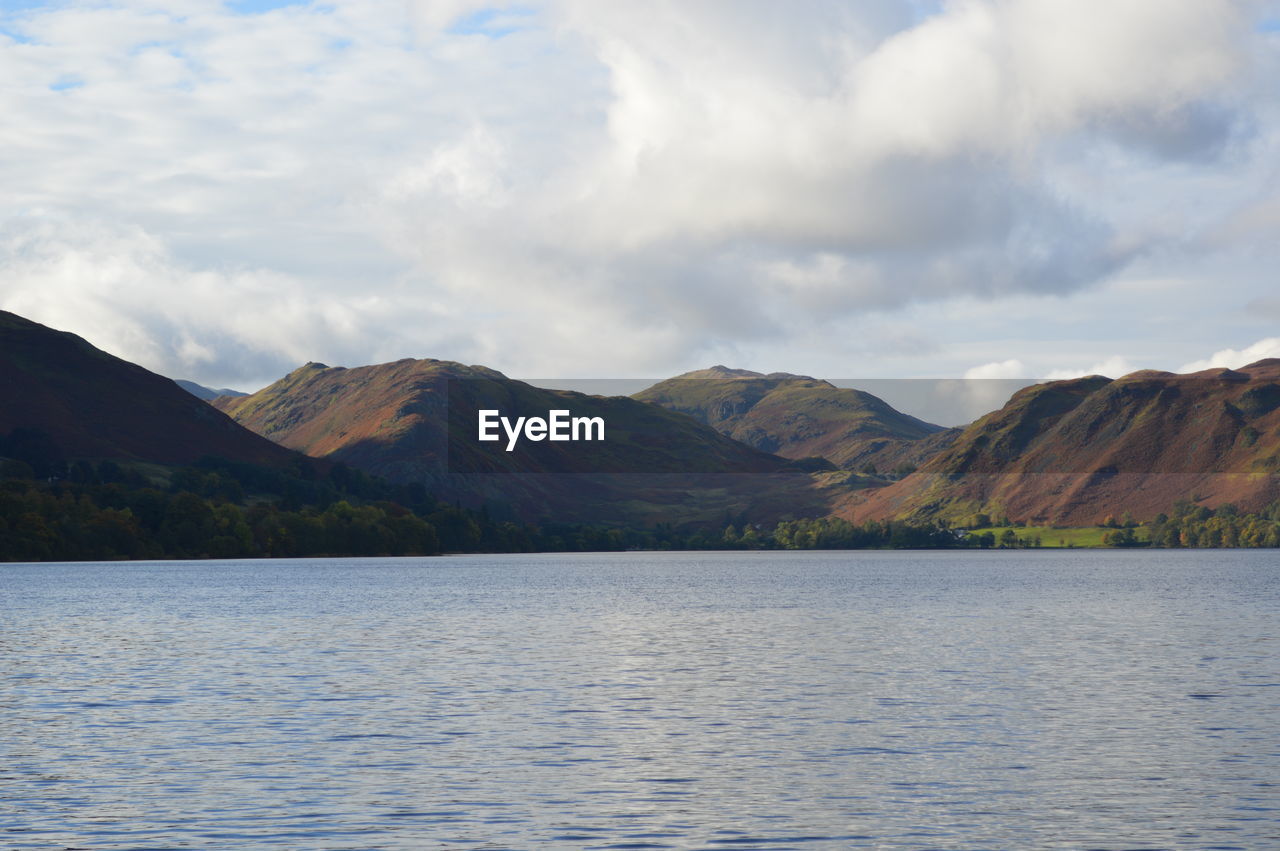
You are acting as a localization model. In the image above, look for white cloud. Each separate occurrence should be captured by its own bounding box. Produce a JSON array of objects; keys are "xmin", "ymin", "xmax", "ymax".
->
[
  {"xmin": 0, "ymin": 217, "xmax": 469, "ymax": 388},
  {"xmin": 1044, "ymin": 356, "xmax": 1135, "ymax": 380},
  {"xmin": 1180, "ymin": 338, "xmax": 1280, "ymax": 373},
  {"xmin": 932, "ymin": 360, "xmax": 1035, "ymax": 422},
  {"xmin": 387, "ymin": 126, "xmax": 511, "ymax": 209},
  {"xmin": 946, "ymin": 351, "xmax": 1141, "ymax": 421},
  {"xmin": 0, "ymin": 0, "xmax": 1275, "ymax": 386},
  {"xmin": 556, "ymin": 0, "xmax": 1247, "ymax": 250},
  {"xmin": 963, "ymin": 355, "xmax": 1137, "ymax": 383},
  {"xmin": 964, "ymin": 359, "xmax": 1027, "ymax": 380}
]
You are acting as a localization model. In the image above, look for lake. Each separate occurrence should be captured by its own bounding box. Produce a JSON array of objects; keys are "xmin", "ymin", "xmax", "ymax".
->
[{"xmin": 3, "ymin": 550, "xmax": 1278, "ymax": 849}]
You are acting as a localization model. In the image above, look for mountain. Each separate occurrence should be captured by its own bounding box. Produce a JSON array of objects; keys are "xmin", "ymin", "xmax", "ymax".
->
[
  {"xmin": 0, "ymin": 310, "xmax": 298, "ymax": 467},
  {"xmin": 633, "ymin": 366, "xmax": 952, "ymax": 471},
  {"xmin": 12, "ymin": 304, "xmax": 1278, "ymax": 531},
  {"xmin": 841, "ymin": 362, "xmax": 1280, "ymax": 526},
  {"xmin": 175, "ymin": 379, "xmax": 248, "ymax": 402},
  {"xmin": 213, "ymin": 359, "xmax": 851, "ymax": 525}
]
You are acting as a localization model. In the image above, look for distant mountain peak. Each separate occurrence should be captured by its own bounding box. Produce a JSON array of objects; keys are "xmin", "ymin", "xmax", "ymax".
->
[
  {"xmin": 634, "ymin": 366, "xmax": 946, "ymax": 470},
  {"xmin": 674, "ymin": 365, "xmax": 765, "ymax": 380},
  {"xmin": 673, "ymin": 365, "xmax": 818, "ymax": 382},
  {"xmin": 175, "ymin": 379, "xmax": 248, "ymax": 401}
]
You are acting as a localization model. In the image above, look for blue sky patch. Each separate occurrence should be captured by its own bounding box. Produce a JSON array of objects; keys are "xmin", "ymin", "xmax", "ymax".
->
[
  {"xmin": 449, "ymin": 6, "xmax": 537, "ymax": 38},
  {"xmin": 224, "ymin": 0, "xmax": 306, "ymax": 14},
  {"xmin": 0, "ymin": 0, "xmax": 62, "ymax": 10},
  {"xmin": 0, "ymin": 0, "xmax": 54, "ymax": 42},
  {"xmin": 907, "ymin": 0, "xmax": 944, "ymax": 22}
]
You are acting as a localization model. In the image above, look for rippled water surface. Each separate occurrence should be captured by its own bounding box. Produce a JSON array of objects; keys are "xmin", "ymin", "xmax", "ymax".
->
[{"xmin": 4, "ymin": 550, "xmax": 1279, "ymax": 849}]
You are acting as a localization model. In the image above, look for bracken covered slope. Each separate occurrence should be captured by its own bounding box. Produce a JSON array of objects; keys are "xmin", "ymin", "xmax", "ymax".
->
[
  {"xmin": 840, "ymin": 362, "xmax": 1280, "ymax": 525},
  {"xmin": 0, "ymin": 310, "xmax": 297, "ymax": 466}
]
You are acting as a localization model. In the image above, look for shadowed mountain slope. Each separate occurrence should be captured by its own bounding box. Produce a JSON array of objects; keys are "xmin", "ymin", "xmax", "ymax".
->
[
  {"xmin": 0, "ymin": 310, "xmax": 297, "ymax": 467},
  {"xmin": 841, "ymin": 363, "xmax": 1280, "ymax": 525}
]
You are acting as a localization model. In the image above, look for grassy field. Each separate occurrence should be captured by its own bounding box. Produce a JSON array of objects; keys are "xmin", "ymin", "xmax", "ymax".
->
[{"xmin": 968, "ymin": 525, "xmax": 1143, "ymax": 548}]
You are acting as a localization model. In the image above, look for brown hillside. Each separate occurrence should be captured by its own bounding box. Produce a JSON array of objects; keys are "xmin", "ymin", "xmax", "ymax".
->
[
  {"xmin": 215, "ymin": 359, "xmax": 852, "ymax": 525},
  {"xmin": 840, "ymin": 363, "xmax": 1280, "ymax": 525}
]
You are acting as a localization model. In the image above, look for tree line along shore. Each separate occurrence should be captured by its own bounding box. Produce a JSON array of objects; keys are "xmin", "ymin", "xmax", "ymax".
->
[{"xmin": 5, "ymin": 447, "xmax": 1279, "ymax": 561}]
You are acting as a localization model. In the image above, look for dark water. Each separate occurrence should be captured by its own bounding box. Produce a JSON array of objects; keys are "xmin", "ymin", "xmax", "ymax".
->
[{"xmin": 3, "ymin": 550, "xmax": 1278, "ymax": 850}]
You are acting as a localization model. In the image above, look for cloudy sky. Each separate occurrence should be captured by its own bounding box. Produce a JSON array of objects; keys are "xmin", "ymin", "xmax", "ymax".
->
[{"xmin": 3, "ymin": 0, "xmax": 1280, "ymax": 392}]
